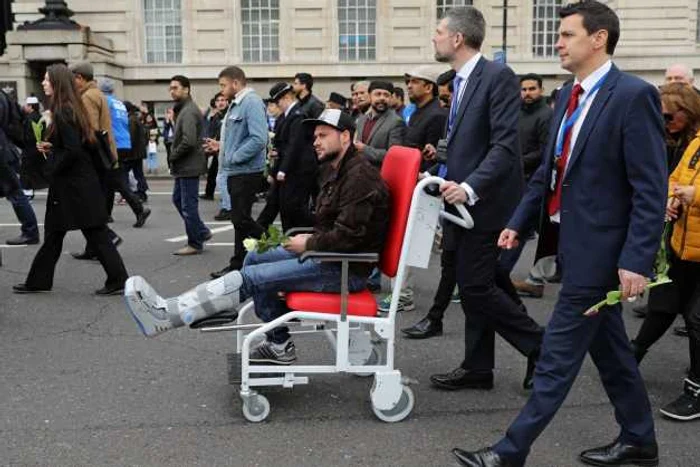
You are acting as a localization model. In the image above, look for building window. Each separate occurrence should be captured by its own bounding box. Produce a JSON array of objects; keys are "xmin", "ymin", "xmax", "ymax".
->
[
  {"xmin": 143, "ymin": 0, "xmax": 182, "ymax": 64},
  {"xmin": 241, "ymin": 0, "xmax": 280, "ymax": 63},
  {"xmin": 338, "ymin": 0, "xmax": 376, "ymax": 62},
  {"xmin": 532, "ymin": 0, "xmax": 563, "ymax": 58},
  {"xmin": 437, "ymin": 0, "xmax": 473, "ymax": 20}
]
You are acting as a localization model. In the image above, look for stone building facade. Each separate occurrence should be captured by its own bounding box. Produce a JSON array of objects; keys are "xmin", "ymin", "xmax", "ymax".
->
[{"xmin": 2, "ymin": 0, "xmax": 699, "ymax": 115}]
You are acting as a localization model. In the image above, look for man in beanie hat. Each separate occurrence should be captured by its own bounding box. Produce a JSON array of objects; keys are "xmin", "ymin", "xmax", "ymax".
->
[
  {"xmin": 355, "ymin": 80, "xmax": 404, "ymax": 166},
  {"xmin": 123, "ymin": 109, "xmax": 390, "ymax": 365}
]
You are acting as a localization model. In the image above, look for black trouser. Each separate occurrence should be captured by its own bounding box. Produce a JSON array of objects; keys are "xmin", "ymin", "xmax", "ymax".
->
[
  {"xmin": 427, "ymin": 244, "xmax": 458, "ymax": 322},
  {"xmin": 106, "ymin": 166, "xmax": 144, "ymax": 218},
  {"xmin": 26, "ymin": 226, "xmax": 128, "ymax": 289},
  {"xmin": 228, "ymin": 172, "xmax": 265, "ymax": 266},
  {"xmin": 204, "ymin": 156, "xmax": 218, "ymax": 198},
  {"xmin": 279, "ymin": 175, "xmax": 314, "ymax": 232},
  {"xmin": 636, "ymin": 252, "xmax": 700, "ymax": 380},
  {"xmin": 451, "ymin": 226, "xmax": 543, "ymax": 371},
  {"xmin": 256, "ymin": 181, "xmax": 280, "ymax": 232},
  {"xmin": 122, "ymin": 159, "xmax": 149, "ymax": 197}
]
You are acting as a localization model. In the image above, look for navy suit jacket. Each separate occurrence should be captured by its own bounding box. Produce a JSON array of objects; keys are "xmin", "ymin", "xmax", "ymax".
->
[
  {"xmin": 446, "ymin": 57, "xmax": 524, "ymax": 233},
  {"xmin": 508, "ymin": 64, "xmax": 667, "ymax": 289}
]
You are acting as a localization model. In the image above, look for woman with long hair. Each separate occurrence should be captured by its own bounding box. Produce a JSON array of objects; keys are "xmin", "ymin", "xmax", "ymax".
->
[
  {"xmin": 632, "ymin": 82, "xmax": 700, "ymax": 420},
  {"xmin": 13, "ymin": 64, "xmax": 128, "ymax": 295}
]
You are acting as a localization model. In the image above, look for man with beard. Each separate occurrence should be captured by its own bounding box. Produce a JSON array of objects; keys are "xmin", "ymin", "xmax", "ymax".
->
[
  {"xmin": 293, "ymin": 72, "xmax": 325, "ymax": 119},
  {"xmin": 499, "ymin": 73, "xmax": 554, "ymax": 280},
  {"xmin": 205, "ymin": 66, "xmax": 268, "ymax": 278},
  {"xmin": 124, "ymin": 109, "xmax": 390, "ymax": 366},
  {"xmin": 428, "ymin": 6, "xmax": 543, "ymax": 395},
  {"xmin": 355, "ymin": 81, "xmax": 405, "ymax": 167}
]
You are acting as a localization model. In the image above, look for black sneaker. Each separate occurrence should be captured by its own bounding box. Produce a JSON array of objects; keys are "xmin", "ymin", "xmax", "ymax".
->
[
  {"xmin": 214, "ymin": 209, "xmax": 231, "ymax": 221},
  {"xmin": 249, "ymin": 340, "xmax": 297, "ymax": 365},
  {"xmin": 660, "ymin": 378, "xmax": 700, "ymax": 421}
]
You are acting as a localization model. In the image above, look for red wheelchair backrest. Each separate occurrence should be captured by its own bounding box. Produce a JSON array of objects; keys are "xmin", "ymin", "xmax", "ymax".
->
[{"xmin": 378, "ymin": 146, "xmax": 422, "ymax": 278}]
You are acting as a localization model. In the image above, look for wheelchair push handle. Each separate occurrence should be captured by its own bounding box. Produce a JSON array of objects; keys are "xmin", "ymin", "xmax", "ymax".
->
[{"xmin": 416, "ymin": 175, "xmax": 474, "ymax": 230}]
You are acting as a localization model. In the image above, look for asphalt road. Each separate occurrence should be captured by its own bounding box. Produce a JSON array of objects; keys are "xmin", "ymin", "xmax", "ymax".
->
[{"xmin": 0, "ymin": 179, "xmax": 696, "ymax": 467}]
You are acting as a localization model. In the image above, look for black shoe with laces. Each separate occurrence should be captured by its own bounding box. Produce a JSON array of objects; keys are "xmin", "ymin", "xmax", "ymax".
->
[{"xmin": 660, "ymin": 378, "xmax": 700, "ymax": 421}]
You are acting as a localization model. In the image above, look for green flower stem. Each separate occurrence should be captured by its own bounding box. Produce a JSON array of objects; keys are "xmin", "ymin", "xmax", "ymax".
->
[{"xmin": 584, "ymin": 277, "xmax": 672, "ymax": 317}]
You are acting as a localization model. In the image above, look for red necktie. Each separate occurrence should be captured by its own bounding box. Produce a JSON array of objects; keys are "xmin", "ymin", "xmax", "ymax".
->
[{"xmin": 547, "ymin": 84, "xmax": 584, "ymax": 216}]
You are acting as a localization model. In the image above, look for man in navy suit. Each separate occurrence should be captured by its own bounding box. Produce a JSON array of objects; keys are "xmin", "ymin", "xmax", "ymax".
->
[
  {"xmin": 452, "ymin": 2, "xmax": 667, "ymax": 467},
  {"xmin": 429, "ymin": 7, "xmax": 544, "ymax": 392}
]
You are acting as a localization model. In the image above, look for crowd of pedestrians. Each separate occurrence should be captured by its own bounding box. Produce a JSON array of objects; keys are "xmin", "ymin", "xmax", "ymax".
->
[{"xmin": 1, "ymin": 1, "xmax": 699, "ymax": 466}]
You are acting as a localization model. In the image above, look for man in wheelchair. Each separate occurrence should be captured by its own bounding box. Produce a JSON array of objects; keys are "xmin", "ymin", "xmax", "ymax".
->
[{"xmin": 124, "ymin": 109, "xmax": 391, "ymax": 365}]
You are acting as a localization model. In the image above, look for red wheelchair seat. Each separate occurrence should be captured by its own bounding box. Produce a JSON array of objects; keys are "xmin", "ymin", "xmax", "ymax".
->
[
  {"xmin": 286, "ymin": 146, "xmax": 422, "ymax": 316},
  {"xmin": 285, "ymin": 289, "xmax": 378, "ymax": 317}
]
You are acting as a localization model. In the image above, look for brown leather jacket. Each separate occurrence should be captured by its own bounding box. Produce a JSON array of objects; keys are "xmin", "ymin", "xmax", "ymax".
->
[
  {"xmin": 79, "ymin": 81, "xmax": 117, "ymax": 161},
  {"xmin": 306, "ymin": 146, "xmax": 390, "ymax": 276}
]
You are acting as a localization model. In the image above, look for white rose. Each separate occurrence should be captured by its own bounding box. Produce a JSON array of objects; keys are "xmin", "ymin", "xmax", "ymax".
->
[{"xmin": 243, "ymin": 238, "xmax": 258, "ymax": 252}]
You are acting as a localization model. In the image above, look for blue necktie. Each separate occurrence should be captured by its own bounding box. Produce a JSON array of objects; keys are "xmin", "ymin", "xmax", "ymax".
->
[
  {"xmin": 439, "ymin": 75, "xmax": 463, "ymax": 178},
  {"xmin": 447, "ymin": 75, "xmax": 464, "ymax": 139}
]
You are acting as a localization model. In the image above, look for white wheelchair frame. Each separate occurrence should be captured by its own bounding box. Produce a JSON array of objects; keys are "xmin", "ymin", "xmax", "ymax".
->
[{"xmin": 200, "ymin": 176, "xmax": 473, "ymax": 423}]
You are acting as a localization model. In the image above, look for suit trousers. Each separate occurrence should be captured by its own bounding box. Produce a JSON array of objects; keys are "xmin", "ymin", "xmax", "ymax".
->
[
  {"xmin": 493, "ymin": 285, "xmax": 656, "ymax": 464},
  {"xmin": 26, "ymin": 226, "xmax": 128, "ymax": 289},
  {"xmin": 228, "ymin": 172, "xmax": 265, "ymax": 266},
  {"xmin": 453, "ymin": 227, "xmax": 542, "ymax": 370},
  {"xmin": 256, "ymin": 181, "xmax": 280, "ymax": 232},
  {"xmin": 279, "ymin": 176, "xmax": 314, "ymax": 232},
  {"xmin": 204, "ymin": 155, "xmax": 218, "ymax": 198}
]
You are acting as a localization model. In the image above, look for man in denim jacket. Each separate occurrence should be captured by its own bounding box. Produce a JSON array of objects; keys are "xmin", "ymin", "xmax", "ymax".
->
[{"xmin": 205, "ymin": 66, "xmax": 269, "ymax": 278}]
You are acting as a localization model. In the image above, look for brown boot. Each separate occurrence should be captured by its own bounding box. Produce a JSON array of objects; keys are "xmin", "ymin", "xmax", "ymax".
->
[{"xmin": 512, "ymin": 280, "xmax": 544, "ymax": 298}]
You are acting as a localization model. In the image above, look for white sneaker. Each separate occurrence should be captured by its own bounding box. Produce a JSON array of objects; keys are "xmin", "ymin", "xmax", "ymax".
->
[{"xmin": 124, "ymin": 276, "xmax": 176, "ymax": 337}]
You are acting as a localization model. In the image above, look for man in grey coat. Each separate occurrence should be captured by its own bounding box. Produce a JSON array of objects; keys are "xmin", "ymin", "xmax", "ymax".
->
[
  {"xmin": 355, "ymin": 81, "xmax": 405, "ymax": 166},
  {"xmin": 168, "ymin": 75, "xmax": 211, "ymax": 255}
]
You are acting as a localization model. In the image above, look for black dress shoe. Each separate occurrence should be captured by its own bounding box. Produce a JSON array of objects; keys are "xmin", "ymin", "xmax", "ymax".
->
[
  {"xmin": 402, "ymin": 317, "xmax": 443, "ymax": 339},
  {"xmin": 523, "ymin": 348, "xmax": 540, "ymax": 390},
  {"xmin": 210, "ymin": 265, "xmax": 233, "ymax": 279},
  {"xmin": 6, "ymin": 235, "xmax": 40, "ymax": 245},
  {"xmin": 579, "ymin": 440, "xmax": 658, "ymax": 466},
  {"xmin": 112, "ymin": 235, "xmax": 123, "ymax": 247},
  {"xmin": 13, "ymin": 283, "xmax": 50, "ymax": 294},
  {"xmin": 95, "ymin": 283, "xmax": 125, "ymax": 296},
  {"xmin": 674, "ymin": 326, "xmax": 689, "ymax": 337},
  {"xmin": 133, "ymin": 207, "xmax": 151, "ymax": 228},
  {"xmin": 199, "ymin": 194, "xmax": 214, "ymax": 200},
  {"xmin": 431, "ymin": 368, "xmax": 494, "ymax": 390},
  {"xmin": 453, "ymin": 447, "xmax": 513, "ymax": 467},
  {"xmin": 72, "ymin": 251, "xmax": 98, "ymax": 260}
]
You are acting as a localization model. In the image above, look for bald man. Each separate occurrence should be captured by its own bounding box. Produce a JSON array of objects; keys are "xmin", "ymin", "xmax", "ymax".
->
[{"xmin": 665, "ymin": 63, "xmax": 695, "ymax": 86}]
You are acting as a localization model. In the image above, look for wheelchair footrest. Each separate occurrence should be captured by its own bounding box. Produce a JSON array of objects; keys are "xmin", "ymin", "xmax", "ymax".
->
[
  {"xmin": 227, "ymin": 353, "xmax": 284, "ymax": 384},
  {"xmin": 190, "ymin": 310, "xmax": 239, "ymax": 329}
]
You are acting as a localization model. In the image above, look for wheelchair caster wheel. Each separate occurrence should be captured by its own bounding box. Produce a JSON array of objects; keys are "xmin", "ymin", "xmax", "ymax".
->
[
  {"xmin": 242, "ymin": 394, "xmax": 270, "ymax": 423},
  {"xmin": 372, "ymin": 385, "xmax": 414, "ymax": 423},
  {"xmin": 354, "ymin": 345, "xmax": 382, "ymax": 377}
]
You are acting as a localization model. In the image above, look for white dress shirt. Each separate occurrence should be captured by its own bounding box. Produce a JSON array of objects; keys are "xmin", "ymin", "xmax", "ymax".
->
[{"xmin": 550, "ymin": 59, "xmax": 613, "ymax": 223}]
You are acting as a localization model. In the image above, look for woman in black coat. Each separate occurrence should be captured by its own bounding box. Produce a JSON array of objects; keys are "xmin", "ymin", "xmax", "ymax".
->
[{"xmin": 13, "ymin": 64, "xmax": 128, "ymax": 295}]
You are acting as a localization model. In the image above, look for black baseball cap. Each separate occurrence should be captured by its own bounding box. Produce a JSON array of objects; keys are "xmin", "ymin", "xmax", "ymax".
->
[{"xmin": 303, "ymin": 109, "xmax": 355, "ymax": 134}]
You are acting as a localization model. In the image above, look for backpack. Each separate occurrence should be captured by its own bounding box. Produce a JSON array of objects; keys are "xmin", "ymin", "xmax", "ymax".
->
[{"xmin": 0, "ymin": 90, "xmax": 27, "ymax": 148}]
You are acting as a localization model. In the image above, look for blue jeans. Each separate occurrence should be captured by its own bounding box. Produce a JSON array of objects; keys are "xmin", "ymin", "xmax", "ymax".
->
[
  {"xmin": 241, "ymin": 247, "xmax": 367, "ymax": 344},
  {"xmin": 6, "ymin": 176, "xmax": 39, "ymax": 240},
  {"xmin": 172, "ymin": 177, "xmax": 210, "ymax": 250},
  {"xmin": 216, "ymin": 170, "xmax": 231, "ymax": 211}
]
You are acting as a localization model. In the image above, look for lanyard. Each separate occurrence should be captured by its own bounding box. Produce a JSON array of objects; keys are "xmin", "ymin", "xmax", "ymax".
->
[{"xmin": 555, "ymin": 72, "xmax": 609, "ymax": 158}]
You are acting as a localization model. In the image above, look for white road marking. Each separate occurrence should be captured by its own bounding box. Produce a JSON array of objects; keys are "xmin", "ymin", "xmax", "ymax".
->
[
  {"xmin": 205, "ymin": 243, "xmax": 235, "ymax": 247},
  {"xmin": 0, "ymin": 244, "xmax": 28, "ymax": 248},
  {"xmin": 165, "ymin": 225, "xmax": 233, "ymax": 243}
]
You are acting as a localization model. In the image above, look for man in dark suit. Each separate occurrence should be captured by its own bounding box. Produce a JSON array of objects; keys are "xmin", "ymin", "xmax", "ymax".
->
[
  {"xmin": 452, "ymin": 3, "xmax": 667, "ymax": 467},
  {"xmin": 428, "ymin": 6, "xmax": 543, "ymax": 392},
  {"xmin": 355, "ymin": 81, "xmax": 405, "ymax": 167}
]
